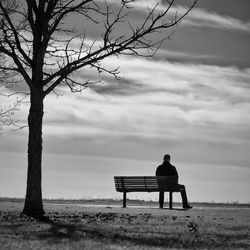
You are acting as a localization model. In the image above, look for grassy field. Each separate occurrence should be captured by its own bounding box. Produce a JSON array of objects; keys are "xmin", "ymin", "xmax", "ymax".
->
[{"xmin": 0, "ymin": 199, "xmax": 250, "ymax": 249}]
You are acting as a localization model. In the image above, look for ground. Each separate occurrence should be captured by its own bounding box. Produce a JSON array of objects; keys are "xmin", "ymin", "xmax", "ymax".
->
[{"xmin": 0, "ymin": 200, "xmax": 250, "ymax": 249}]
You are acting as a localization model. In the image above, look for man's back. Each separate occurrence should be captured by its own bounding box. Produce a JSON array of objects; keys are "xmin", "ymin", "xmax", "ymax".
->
[
  {"xmin": 156, "ymin": 154, "xmax": 192, "ymax": 209},
  {"xmin": 156, "ymin": 161, "xmax": 178, "ymax": 179}
]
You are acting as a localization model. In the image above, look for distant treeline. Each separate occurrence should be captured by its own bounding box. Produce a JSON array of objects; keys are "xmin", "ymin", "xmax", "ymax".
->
[{"xmin": 0, "ymin": 197, "xmax": 250, "ymax": 208}]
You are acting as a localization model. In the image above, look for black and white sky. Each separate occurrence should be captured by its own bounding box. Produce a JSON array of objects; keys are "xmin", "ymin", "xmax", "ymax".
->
[{"xmin": 0, "ymin": 0, "xmax": 250, "ymax": 202}]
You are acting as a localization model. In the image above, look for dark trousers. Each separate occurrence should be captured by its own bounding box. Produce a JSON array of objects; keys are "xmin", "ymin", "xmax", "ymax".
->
[{"xmin": 159, "ymin": 185, "xmax": 189, "ymax": 208}]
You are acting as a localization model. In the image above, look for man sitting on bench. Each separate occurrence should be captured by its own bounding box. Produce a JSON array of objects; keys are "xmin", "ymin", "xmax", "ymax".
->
[{"xmin": 156, "ymin": 154, "xmax": 192, "ymax": 209}]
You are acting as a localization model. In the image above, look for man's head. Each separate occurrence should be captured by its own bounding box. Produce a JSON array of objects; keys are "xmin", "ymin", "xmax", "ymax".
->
[{"xmin": 163, "ymin": 154, "xmax": 171, "ymax": 162}]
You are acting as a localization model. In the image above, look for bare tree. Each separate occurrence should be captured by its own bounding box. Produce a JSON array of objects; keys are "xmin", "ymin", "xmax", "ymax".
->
[{"xmin": 0, "ymin": 0, "xmax": 197, "ymax": 218}]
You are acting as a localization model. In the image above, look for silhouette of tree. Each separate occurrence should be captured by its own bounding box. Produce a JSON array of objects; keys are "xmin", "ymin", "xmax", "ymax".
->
[{"xmin": 0, "ymin": 0, "xmax": 197, "ymax": 217}]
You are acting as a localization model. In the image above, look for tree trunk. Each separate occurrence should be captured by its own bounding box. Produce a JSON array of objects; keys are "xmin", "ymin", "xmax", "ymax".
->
[{"xmin": 21, "ymin": 88, "xmax": 45, "ymax": 217}]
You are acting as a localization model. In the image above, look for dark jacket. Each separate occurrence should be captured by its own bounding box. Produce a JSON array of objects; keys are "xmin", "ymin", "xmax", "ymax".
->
[{"xmin": 156, "ymin": 161, "xmax": 179, "ymax": 180}]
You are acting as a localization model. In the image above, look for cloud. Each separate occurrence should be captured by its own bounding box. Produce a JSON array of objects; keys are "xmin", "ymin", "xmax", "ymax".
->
[
  {"xmin": 155, "ymin": 49, "xmax": 219, "ymax": 61},
  {"xmin": 183, "ymin": 7, "xmax": 250, "ymax": 33},
  {"xmin": 36, "ymin": 54, "xmax": 250, "ymax": 151},
  {"xmin": 90, "ymin": 77, "xmax": 143, "ymax": 96},
  {"xmin": 103, "ymin": 0, "xmax": 250, "ymax": 33},
  {"xmin": 1, "ymin": 55, "xmax": 250, "ymax": 167},
  {"xmin": 2, "ymin": 50, "xmax": 249, "ymax": 143}
]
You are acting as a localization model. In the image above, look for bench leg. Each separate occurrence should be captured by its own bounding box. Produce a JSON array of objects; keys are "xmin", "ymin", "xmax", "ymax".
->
[
  {"xmin": 123, "ymin": 192, "xmax": 127, "ymax": 208},
  {"xmin": 169, "ymin": 192, "xmax": 173, "ymax": 209}
]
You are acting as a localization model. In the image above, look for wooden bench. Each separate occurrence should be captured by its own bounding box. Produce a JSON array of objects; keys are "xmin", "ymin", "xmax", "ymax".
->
[{"xmin": 114, "ymin": 176, "xmax": 183, "ymax": 209}]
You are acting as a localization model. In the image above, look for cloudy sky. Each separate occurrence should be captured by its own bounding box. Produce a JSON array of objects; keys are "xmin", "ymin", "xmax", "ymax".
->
[{"xmin": 0, "ymin": 0, "xmax": 250, "ymax": 203}]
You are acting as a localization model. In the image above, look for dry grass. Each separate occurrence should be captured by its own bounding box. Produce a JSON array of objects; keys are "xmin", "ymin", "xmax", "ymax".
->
[{"xmin": 0, "ymin": 200, "xmax": 250, "ymax": 249}]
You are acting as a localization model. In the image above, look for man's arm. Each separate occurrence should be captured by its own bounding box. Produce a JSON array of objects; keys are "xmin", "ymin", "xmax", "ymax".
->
[
  {"xmin": 156, "ymin": 167, "xmax": 159, "ymax": 176},
  {"xmin": 173, "ymin": 166, "xmax": 179, "ymax": 180}
]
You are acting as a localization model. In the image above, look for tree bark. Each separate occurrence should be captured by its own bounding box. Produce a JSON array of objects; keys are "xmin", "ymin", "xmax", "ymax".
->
[{"xmin": 21, "ymin": 88, "xmax": 45, "ymax": 217}]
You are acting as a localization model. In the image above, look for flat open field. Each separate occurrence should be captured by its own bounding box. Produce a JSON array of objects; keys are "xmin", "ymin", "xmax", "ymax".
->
[{"xmin": 0, "ymin": 200, "xmax": 250, "ymax": 249}]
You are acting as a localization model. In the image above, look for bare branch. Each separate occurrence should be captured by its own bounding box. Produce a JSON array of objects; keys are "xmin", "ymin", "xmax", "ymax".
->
[
  {"xmin": 0, "ymin": 0, "xmax": 198, "ymax": 96},
  {"xmin": 0, "ymin": 1, "xmax": 32, "ymax": 66},
  {"xmin": 0, "ymin": 93, "xmax": 26, "ymax": 130},
  {"xmin": 41, "ymin": 0, "xmax": 197, "ymax": 95}
]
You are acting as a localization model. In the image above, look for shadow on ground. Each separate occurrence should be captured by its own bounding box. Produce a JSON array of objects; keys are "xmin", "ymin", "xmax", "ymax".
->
[{"xmin": 0, "ymin": 211, "xmax": 249, "ymax": 249}]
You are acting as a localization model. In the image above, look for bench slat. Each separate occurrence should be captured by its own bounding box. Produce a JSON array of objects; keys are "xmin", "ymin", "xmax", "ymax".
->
[{"xmin": 114, "ymin": 176, "xmax": 180, "ymax": 192}]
